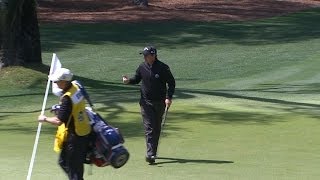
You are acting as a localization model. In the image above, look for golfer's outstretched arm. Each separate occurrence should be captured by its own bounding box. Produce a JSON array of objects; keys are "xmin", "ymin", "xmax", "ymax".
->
[{"xmin": 129, "ymin": 67, "xmax": 142, "ymax": 84}]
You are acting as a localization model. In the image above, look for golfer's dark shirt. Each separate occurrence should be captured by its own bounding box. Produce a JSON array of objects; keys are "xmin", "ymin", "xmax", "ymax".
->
[{"xmin": 129, "ymin": 59, "xmax": 175, "ymax": 101}]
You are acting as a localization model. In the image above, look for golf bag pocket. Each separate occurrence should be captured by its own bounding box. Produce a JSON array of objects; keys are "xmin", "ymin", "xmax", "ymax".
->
[{"xmin": 86, "ymin": 107, "xmax": 129, "ymax": 168}]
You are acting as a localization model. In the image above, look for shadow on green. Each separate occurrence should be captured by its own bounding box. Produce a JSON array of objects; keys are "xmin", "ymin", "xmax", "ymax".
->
[
  {"xmin": 40, "ymin": 8, "xmax": 320, "ymax": 52},
  {"xmin": 155, "ymin": 157, "xmax": 234, "ymax": 165}
]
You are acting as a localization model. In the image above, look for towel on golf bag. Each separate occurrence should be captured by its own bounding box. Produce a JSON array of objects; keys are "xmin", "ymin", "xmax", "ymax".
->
[
  {"xmin": 53, "ymin": 124, "xmax": 68, "ymax": 152},
  {"xmin": 86, "ymin": 107, "xmax": 129, "ymax": 169},
  {"xmin": 53, "ymin": 114, "xmax": 72, "ymax": 153}
]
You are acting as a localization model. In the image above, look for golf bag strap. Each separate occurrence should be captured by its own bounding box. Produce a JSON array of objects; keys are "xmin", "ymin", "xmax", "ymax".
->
[
  {"xmin": 66, "ymin": 112, "xmax": 72, "ymax": 128},
  {"xmin": 73, "ymin": 80, "xmax": 94, "ymax": 108}
]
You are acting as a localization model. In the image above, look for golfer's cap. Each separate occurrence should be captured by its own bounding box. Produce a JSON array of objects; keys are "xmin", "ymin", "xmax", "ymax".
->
[
  {"xmin": 140, "ymin": 46, "xmax": 157, "ymax": 56},
  {"xmin": 49, "ymin": 68, "xmax": 73, "ymax": 82}
]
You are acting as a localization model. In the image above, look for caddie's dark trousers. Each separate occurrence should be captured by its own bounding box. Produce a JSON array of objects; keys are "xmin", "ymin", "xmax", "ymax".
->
[
  {"xmin": 59, "ymin": 133, "xmax": 90, "ymax": 180},
  {"xmin": 140, "ymin": 100, "xmax": 166, "ymax": 157}
]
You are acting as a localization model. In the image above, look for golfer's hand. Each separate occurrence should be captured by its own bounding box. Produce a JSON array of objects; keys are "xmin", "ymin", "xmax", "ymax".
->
[
  {"xmin": 165, "ymin": 99, "xmax": 172, "ymax": 108},
  {"xmin": 122, "ymin": 75, "xmax": 130, "ymax": 84},
  {"xmin": 38, "ymin": 115, "xmax": 47, "ymax": 122}
]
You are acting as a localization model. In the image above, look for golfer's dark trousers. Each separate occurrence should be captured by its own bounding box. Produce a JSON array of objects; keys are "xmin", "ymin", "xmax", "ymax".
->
[
  {"xmin": 59, "ymin": 133, "xmax": 90, "ymax": 180},
  {"xmin": 140, "ymin": 99, "xmax": 166, "ymax": 157}
]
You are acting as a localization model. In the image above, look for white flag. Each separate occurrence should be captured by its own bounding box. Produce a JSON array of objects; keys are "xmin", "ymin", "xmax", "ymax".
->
[
  {"xmin": 50, "ymin": 53, "xmax": 63, "ymax": 96},
  {"xmin": 26, "ymin": 53, "xmax": 62, "ymax": 180}
]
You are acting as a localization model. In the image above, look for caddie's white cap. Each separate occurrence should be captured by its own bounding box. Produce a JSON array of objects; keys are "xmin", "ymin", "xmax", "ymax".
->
[{"xmin": 49, "ymin": 68, "xmax": 73, "ymax": 82}]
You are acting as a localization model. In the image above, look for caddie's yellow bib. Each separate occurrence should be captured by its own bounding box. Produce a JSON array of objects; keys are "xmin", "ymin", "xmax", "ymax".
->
[
  {"xmin": 54, "ymin": 82, "xmax": 91, "ymax": 152},
  {"xmin": 63, "ymin": 81, "xmax": 91, "ymax": 136}
]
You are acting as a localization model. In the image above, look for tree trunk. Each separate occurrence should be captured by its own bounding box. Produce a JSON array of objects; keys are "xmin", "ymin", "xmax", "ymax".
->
[
  {"xmin": 0, "ymin": 0, "xmax": 8, "ymax": 68},
  {"xmin": 133, "ymin": 0, "xmax": 148, "ymax": 7},
  {"xmin": 0, "ymin": 0, "xmax": 42, "ymax": 67}
]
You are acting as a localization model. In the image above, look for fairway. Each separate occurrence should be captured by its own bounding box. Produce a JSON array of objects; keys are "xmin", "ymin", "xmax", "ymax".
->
[{"xmin": 1, "ymin": 8, "xmax": 320, "ymax": 180}]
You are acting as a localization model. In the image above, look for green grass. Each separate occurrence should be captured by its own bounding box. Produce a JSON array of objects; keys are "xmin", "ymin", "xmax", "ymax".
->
[{"xmin": 1, "ymin": 8, "xmax": 320, "ymax": 180}]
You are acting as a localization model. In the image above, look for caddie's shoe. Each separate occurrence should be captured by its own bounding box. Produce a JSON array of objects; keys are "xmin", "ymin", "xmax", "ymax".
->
[{"xmin": 145, "ymin": 156, "xmax": 156, "ymax": 165}]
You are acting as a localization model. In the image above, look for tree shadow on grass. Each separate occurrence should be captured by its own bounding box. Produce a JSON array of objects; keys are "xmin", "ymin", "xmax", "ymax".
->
[
  {"xmin": 6, "ymin": 64, "xmax": 320, "ymax": 135},
  {"xmin": 155, "ymin": 157, "xmax": 234, "ymax": 165},
  {"xmin": 0, "ymin": 122, "xmax": 57, "ymax": 135},
  {"xmin": 167, "ymin": 106, "xmax": 278, "ymax": 125},
  {"xmin": 246, "ymin": 83, "xmax": 320, "ymax": 95},
  {"xmin": 0, "ymin": 108, "xmax": 51, "ymax": 114},
  {"xmin": 0, "ymin": 93, "xmax": 44, "ymax": 99},
  {"xmin": 176, "ymin": 87, "xmax": 320, "ymax": 108},
  {"xmin": 3, "ymin": 78, "xmax": 319, "ymax": 134},
  {"xmin": 39, "ymin": 8, "xmax": 320, "ymax": 52},
  {"xmin": 0, "ymin": 114, "xmax": 10, "ymax": 121},
  {"xmin": 175, "ymin": 87, "xmax": 320, "ymax": 121}
]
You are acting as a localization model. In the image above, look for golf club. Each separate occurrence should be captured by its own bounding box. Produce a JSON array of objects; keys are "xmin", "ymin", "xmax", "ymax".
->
[
  {"xmin": 157, "ymin": 106, "xmax": 169, "ymax": 159},
  {"xmin": 161, "ymin": 106, "xmax": 169, "ymax": 129}
]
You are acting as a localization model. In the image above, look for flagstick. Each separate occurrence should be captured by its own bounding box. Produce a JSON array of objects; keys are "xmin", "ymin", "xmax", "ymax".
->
[{"xmin": 26, "ymin": 54, "xmax": 57, "ymax": 180}]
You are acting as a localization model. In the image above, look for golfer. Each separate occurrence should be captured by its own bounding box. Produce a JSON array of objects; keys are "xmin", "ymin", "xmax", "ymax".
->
[
  {"xmin": 38, "ymin": 68, "xmax": 92, "ymax": 180},
  {"xmin": 123, "ymin": 45, "xmax": 175, "ymax": 164}
]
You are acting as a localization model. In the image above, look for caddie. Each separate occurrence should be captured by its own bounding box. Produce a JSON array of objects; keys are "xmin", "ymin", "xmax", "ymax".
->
[{"xmin": 38, "ymin": 68, "xmax": 92, "ymax": 180}]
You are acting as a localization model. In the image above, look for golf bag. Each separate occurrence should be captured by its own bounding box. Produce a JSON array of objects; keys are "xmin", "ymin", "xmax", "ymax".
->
[
  {"xmin": 86, "ymin": 107, "xmax": 130, "ymax": 168},
  {"xmin": 50, "ymin": 80, "xmax": 129, "ymax": 169}
]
